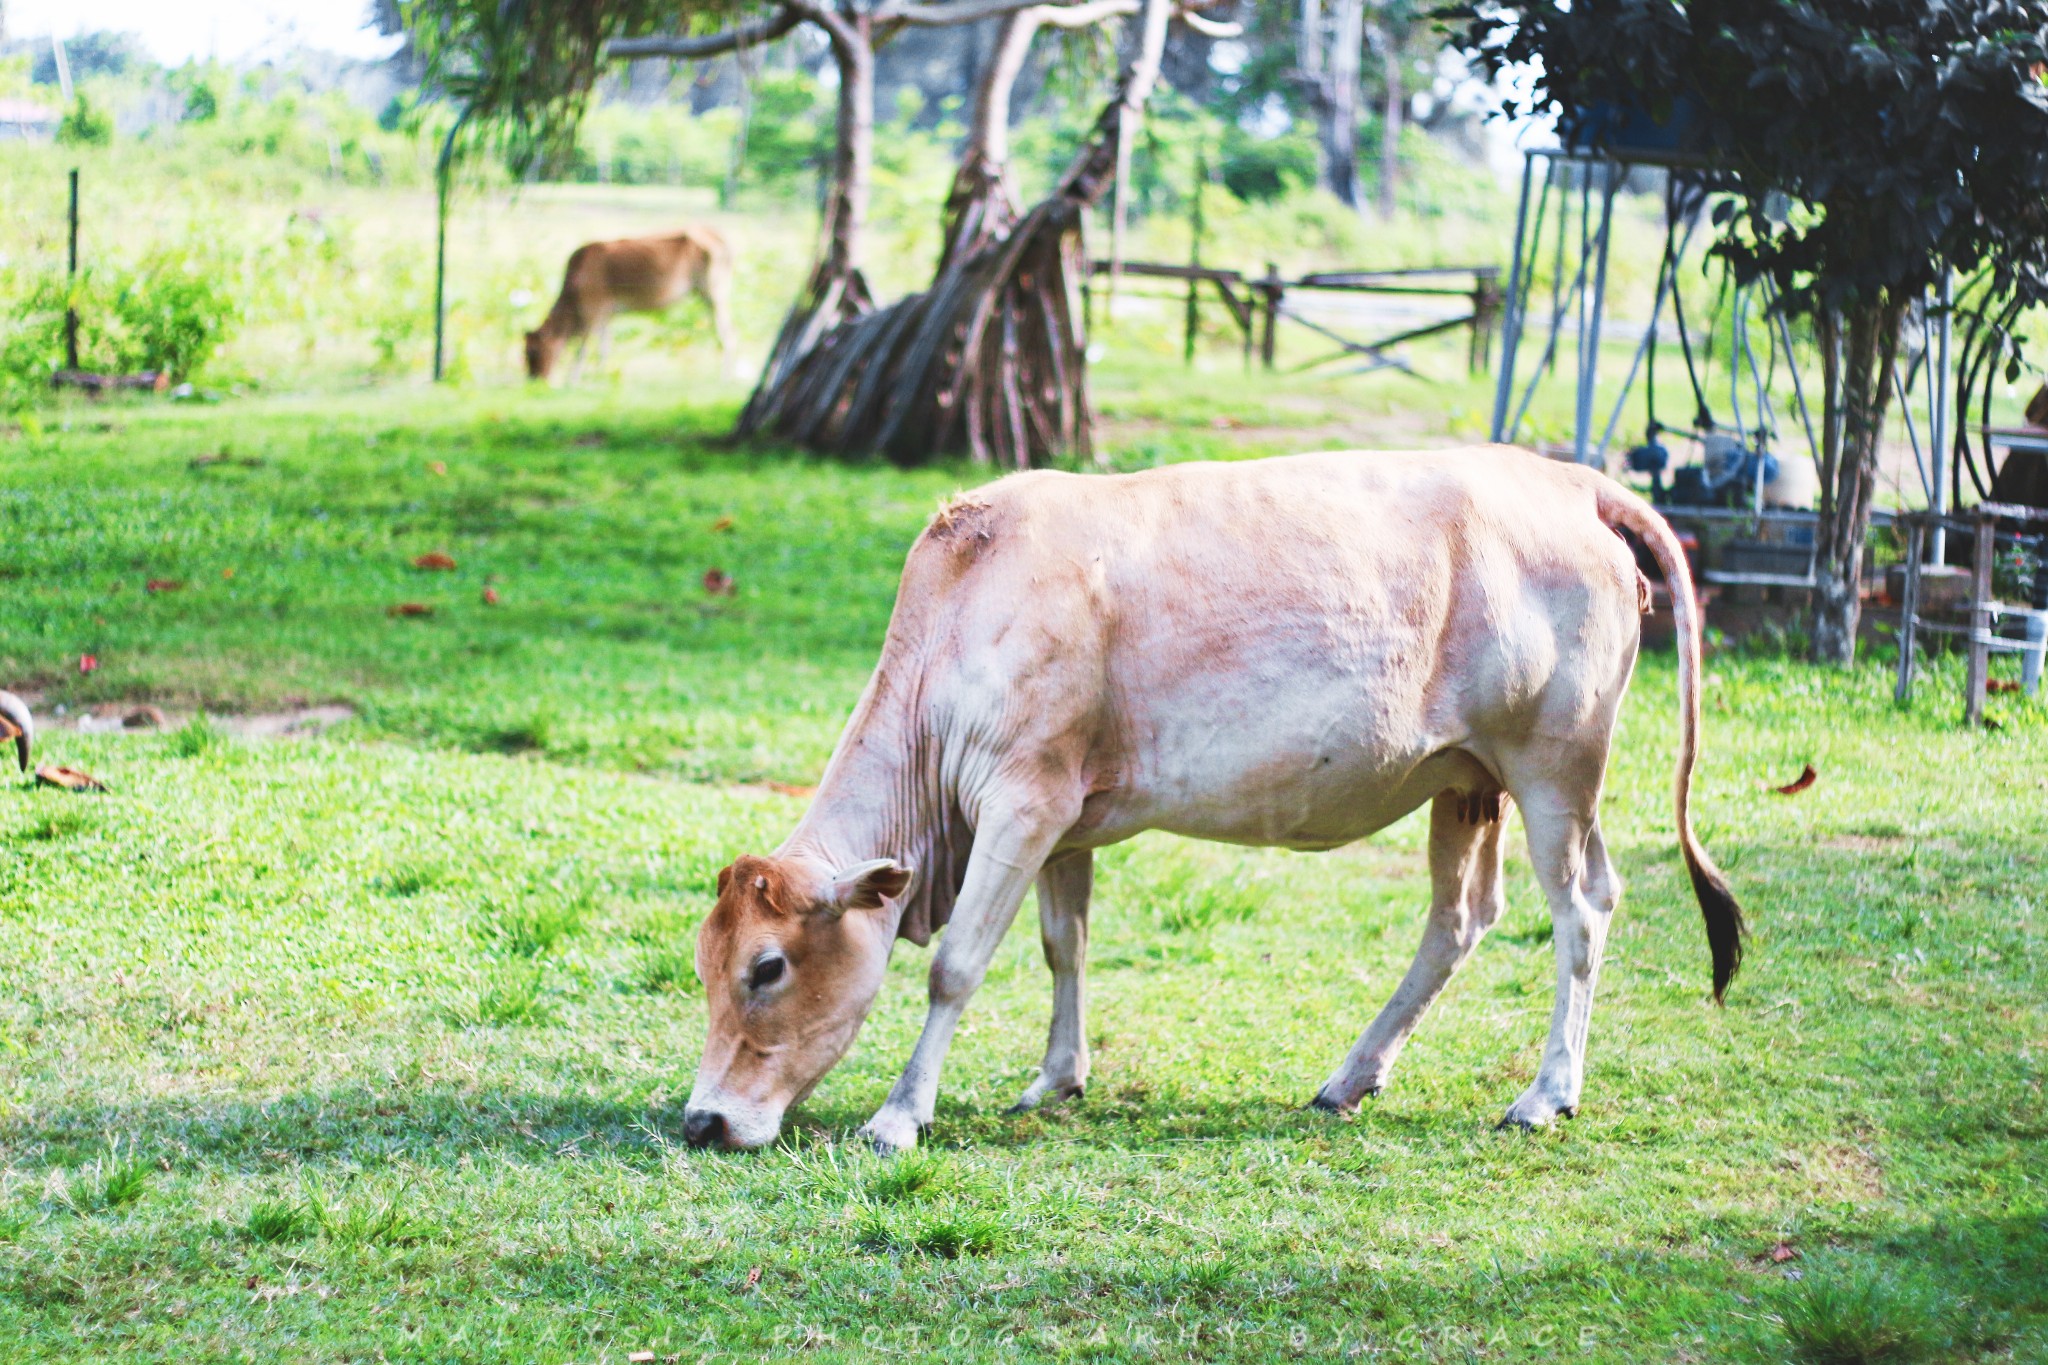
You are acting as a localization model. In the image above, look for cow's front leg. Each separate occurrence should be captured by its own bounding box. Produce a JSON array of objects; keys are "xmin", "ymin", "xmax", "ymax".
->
[
  {"xmin": 1313, "ymin": 791, "xmax": 1507, "ymax": 1112},
  {"xmin": 1009, "ymin": 849, "xmax": 1093, "ymax": 1114},
  {"xmin": 859, "ymin": 810, "xmax": 1065, "ymax": 1154}
]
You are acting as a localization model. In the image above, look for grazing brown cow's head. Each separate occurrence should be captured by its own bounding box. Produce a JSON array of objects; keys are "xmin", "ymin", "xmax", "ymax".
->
[
  {"xmin": 523, "ymin": 328, "xmax": 560, "ymax": 381},
  {"xmin": 683, "ymin": 854, "xmax": 913, "ymax": 1150}
]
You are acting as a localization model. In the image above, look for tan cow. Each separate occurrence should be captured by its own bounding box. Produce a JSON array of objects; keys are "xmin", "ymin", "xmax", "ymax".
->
[
  {"xmin": 683, "ymin": 447, "xmax": 1745, "ymax": 1153},
  {"xmin": 524, "ymin": 228, "xmax": 735, "ymax": 383}
]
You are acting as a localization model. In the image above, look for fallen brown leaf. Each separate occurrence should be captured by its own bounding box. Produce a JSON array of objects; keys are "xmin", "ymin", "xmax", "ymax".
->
[
  {"xmin": 743, "ymin": 1266, "xmax": 762, "ymax": 1291},
  {"xmin": 628, "ymin": 1354, "xmax": 656, "ymax": 1363},
  {"xmin": 36, "ymin": 765, "xmax": 106, "ymax": 792},
  {"xmin": 711, "ymin": 515, "xmax": 734, "ymax": 533},
  {"xmin": 123, "ymin": 705, "xmax": 168, "ymax": 730},
  {"xmin": 766, "ymin": 781, "xmax": 817, "ymax": 799},
  {"xmin": 1986, "ymin": 678, "xmax": 2021, "ymax": 694},
  {"xmin": 414, "ymin": 552, "xmax": 458, "ymax": 571},
  {"xmin": 482, "ymin": 586, "xmax": 500, "ymax": 606},
  {"xmin": 1772, "ymin": 763, "xmax": 1818, "ymax": 796},
  {"xmin": 222, "ymin": 567, "xmax": 236, "ymax": 580},
  {"xmin": 429, "ymin": 460, "xmax": 448, "ymax": 476},
  {"xmin": 146, "ymin": 578, "xmax": 185, "ymax": 594},
  {"xmin": 388, "ymin": 602, "xmax": 434, "ymax": 618},
  {"xmin": 1769, "ymin": 1242, "xmax": 1798, "ymax": 1263},
  {"xmin": 703, "ymin": 568, "xmax": 736, "ymax": 597}
]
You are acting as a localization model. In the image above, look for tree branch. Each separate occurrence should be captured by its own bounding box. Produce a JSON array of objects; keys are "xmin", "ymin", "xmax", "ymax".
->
[
  {"xmin": 605, "ymin": 7, "xmax": 803, "ymax": 60},
  {"xmin": 1177, "ymin": 9, "xmax": 1239, "ymax": 38}
]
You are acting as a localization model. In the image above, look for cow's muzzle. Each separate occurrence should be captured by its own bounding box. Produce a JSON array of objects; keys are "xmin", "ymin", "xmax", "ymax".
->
[{"xmin": 682, "ymin": 1107, "xmax": 729, "ymax": 1150}]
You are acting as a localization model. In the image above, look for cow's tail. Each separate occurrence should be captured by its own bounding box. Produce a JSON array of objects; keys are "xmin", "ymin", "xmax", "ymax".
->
[{"xmin": 1597, "ymin": 484, "xmax": 1746, "ymax": 1003}]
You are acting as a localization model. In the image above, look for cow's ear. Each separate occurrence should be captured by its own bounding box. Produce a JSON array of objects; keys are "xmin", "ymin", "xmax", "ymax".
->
[
  {"xmin": 716, "ymin": 863, "xmax": 734, "ymax": 897},
  {"xmin": 822, "ymin": 859, "xmax": 913, "ymax": 914}
]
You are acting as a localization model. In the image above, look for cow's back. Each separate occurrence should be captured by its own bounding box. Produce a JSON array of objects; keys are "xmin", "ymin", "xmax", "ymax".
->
[{"xmin": 890, "ymin": 448, "xmax": 1644, "ymax": 849}]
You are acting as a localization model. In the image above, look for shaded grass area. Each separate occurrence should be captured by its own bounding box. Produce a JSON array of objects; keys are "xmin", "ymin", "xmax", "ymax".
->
[{"xmin": 0, "ymin": 383, "xmax": 2042, "ymax": 1361}]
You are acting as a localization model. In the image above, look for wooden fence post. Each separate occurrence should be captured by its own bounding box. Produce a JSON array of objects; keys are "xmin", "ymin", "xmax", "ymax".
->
[
  {"xmin": 1894, "ymin": 517, "xmax": 1924, "ymax": 705},
  {"xmin": 64, "ymin": 168, "xmax": 80, "ymax": 372},
  {"xmin": 1258, "ymin": 263, "xmax": 1281, "ymax": 370},
  {"xmin": 1964, "ymin": 513, "xmax": 1996, "ymax": 726}
]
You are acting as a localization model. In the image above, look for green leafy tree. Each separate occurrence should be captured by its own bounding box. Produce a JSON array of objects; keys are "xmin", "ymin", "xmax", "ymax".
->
[{"xmin": 1453, "ymin": 0, "xmax": 2048, "ymax": 665}]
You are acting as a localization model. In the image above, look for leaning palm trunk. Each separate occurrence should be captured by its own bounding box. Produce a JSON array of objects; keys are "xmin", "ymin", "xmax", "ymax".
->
[{"xmin": 739, "ymin": 0, "xmax": 1171, "ymax": 467}]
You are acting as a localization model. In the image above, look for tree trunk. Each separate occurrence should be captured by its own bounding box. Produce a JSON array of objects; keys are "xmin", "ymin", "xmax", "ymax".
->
[
  {"xmin": 1310, "ymin": 0, "xmax": 1359, "ymax": 208},
  {"xmin": 1811, "ymin": 296, "xmax": 1904, "ymax": 666},
  {"xmin": 740, "ymin": 0, "xmax": 1171, "ymax": 467},
  {"xmin": 1377, "ymin": 37, "xmax": 1401, "ymax": 219},
  {"xmin": 737, "ymin": 7, "xmax": 874, "ymax": 435}
]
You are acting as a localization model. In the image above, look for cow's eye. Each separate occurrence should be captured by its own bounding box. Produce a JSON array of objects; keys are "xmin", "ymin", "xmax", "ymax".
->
[{"xmin": 748, "ymin": 954, "xmax": 787, "ymax": 991}]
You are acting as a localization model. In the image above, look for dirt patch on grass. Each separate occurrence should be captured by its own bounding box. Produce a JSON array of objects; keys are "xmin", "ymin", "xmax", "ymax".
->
[
  {"xmin": 17, "ymin": 694, "xmax": 356, "ymax": 740},
  {"xmin": 1824, "ymin": 834, "xmax": 1912, "ymax": 854},
  {"xmin": 1778, "ymin": 1140, "xmax": 1886, "ymax": 1203}
]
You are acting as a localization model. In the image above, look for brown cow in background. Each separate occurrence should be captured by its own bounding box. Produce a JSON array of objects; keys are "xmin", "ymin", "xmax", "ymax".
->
[{"xmin": 525, "ymin": 227, "xmax": 735, "ymax": 383}]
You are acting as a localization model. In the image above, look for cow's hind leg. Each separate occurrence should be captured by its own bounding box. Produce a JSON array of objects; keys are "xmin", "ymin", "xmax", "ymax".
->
[
  {"xmin": 1009, "ymin": 849, "xmax": 1093, "ymax": 1115},
  {"xmin": 1312, "ymin": 791, "xmax": 1507, "ymax": 1113},
  {"xmin": 1497, "ymin": 778, "xmax": 1621, "ymax": 1129}
]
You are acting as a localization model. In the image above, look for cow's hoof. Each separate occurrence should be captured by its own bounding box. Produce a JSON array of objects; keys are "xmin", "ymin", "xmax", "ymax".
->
[
  {"xmin": 1497, "ymin": 1091, "xmax": 1576, "ymax": 1131},
  {"xmin": 857, "ymin": 1110, "xmax": 923, "ymax": 1156},
  {"xmin": 1005, "ymin": 1081, "xmax": 1083, "ymax": 1117},
  {"xmin": 1308, "ymin": 1085, "xmax": 1379, "ymax": 1116}
]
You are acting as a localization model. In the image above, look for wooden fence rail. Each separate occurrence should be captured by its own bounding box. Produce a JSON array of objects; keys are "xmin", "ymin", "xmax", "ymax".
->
[{"xmin": 1084, "ymin": 260, "xmax": 1503, "ymax": 375}]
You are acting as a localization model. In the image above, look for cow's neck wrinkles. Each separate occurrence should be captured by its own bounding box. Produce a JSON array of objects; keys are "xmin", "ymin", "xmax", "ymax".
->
[{"xmin": 779, "ymin": 664, "xmax": 954, "ymax": 941}]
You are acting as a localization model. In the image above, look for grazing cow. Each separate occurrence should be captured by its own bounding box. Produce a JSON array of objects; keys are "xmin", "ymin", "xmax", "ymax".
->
[
  {"xmin": 524, "ymin": 228, "xmax": 735, "ymax": 382},
  {"xmin": 683, "ymin": 447, "xmax": 1745, "ymax": 1153}
]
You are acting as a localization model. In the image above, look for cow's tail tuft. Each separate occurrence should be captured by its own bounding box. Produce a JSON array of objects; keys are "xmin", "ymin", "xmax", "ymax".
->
[{"xmin": 1598, "ymin": 484, "xmax": 1746, "ymax": 1002}]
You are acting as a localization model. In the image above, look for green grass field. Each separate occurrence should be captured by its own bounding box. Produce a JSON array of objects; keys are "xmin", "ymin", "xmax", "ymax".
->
[{"xmin": 0, "ymin": 371, "xmax": 2043, "ymax": 1363}]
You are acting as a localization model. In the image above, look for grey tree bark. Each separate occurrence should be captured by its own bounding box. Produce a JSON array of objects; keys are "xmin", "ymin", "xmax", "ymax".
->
[
  {"xmin": 1300, "ymin": 0, "xmax": 1363, "ymax": 210},
  {"xmin": 1811, "ymin": 298, "xmax": 1904, "ymax": 666}
]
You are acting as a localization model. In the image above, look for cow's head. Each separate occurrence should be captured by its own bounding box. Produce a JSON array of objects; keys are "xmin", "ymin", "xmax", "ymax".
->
[
  {"xmin": 683, "ymin": 853, "xmax": 913, "ymax": 1150},
  {"xmin": 523, "ymin": 328, "xmax": 559, "ymax": 381}
]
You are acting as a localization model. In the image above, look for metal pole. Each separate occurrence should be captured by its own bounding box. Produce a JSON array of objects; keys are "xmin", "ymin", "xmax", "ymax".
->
[
  {"xmin": 1184, "ymin": 137, "xmax": 1205, "ymax": 369},
  {"xmin": 432, "ymin": 110, "xmax": 468, "ymax": 384},
  {"xmin": 1575, "ymin": 164, "xmax": 1617, "ymax": 466},
  {"xmin": 1929, "ymin": 271, "xmax": 1952, "ymax": 564},
  {"xmin": 64, "ymin": 168, "xmax": 80, "ymax": 372},
  {"xmin": 1596, "ymin": 253, "xmax": 1671, "ymax": 464},
  {"xmin": 1489, "ymin": 151, "xmax": 1538, "ymax": 442}
]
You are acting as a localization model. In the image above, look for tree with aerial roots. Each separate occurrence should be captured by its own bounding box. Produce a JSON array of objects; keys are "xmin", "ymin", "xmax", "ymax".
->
[{"xmin": 410, "ymin": 0, "xmax": 1236, "ymax": 469}]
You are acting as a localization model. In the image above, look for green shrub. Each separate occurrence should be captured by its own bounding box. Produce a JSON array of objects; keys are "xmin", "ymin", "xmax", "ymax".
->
[
  {"xmin": 1220, "ymin": 131, "xmax": 1319, "ymax": 203},
  {"xmin": 181, "ymin": 81, "xmax": 220, "ymax": 124},
  {"xmin": 56, "ymin": 94, "xmax": 113, "ymax": 148},
  {"xmin": 0, "ymin": 253, "xmax": 238, "ymax": 399}
]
